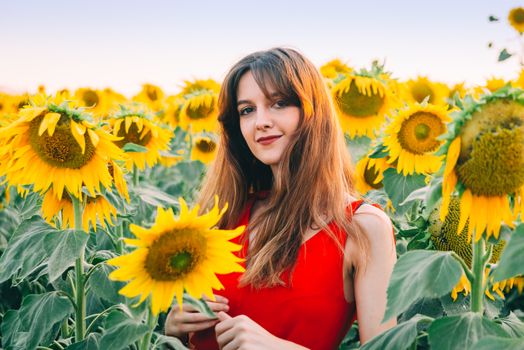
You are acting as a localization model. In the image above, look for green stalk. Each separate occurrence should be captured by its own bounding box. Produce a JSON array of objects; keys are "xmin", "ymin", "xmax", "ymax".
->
[
  {"xmin": 470, "ymin": 237, "xmax": 486, "ymax": 314},
  {"xmin": 139, "ymin": 308, "xmax": 159, "ymax": 350},
  {"xmin": 116, "ymin": 223, "xmax": 124, "ymax": 254},
  {"xmin": 72, "ymin": 195, "xmax": 86, "ymax": 341},
  {"xmin": 133, "ymin": 164, "xmax": 139, "ymax": 187}
]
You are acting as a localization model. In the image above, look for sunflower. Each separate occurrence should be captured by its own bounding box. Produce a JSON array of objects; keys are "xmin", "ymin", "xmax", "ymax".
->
[
  {"xmin": 42, "ymin": 190, "xmax": 117, "ymax": 232},
  {"xmin": 402, "ymin": 76, "xmax": 449, "ymax": 106},
  {"xmin": 319, "ymin": 59, "xmax": 353, "ymax": 80},
  {"xmin": 177, "ymin": 79, "xmax": 221, "ymax": 133},
  {"xmin": 440, "ymin": 89, "xmax": 524, "ymax": 242},
  {"xmin": 132, "ymin": 84, "xmax": 166, "ymax": 112},
  {"xmin": 355, "ymin": 155, "xmax": 390, "ymax": 194},
  {"xmin": 108, "ymin": 106, "xmax": 172, "ymax": 171},
  {"xmin": 383, "ymin": 102, "xmax": 450, "ymax": 175},
  {"xmin": 0, "ymin": 94, "xmax": 124, "ymax": 201},
  {"xmin": 332, "ymin": 74, "xmax": 395, "ymax": 138},
  {"xmin": 191, "ymin": 136, "xmax": 218, "ymax": 164},
  {"xmin": 509, "ymin": 7, "xmax": 524, "ymax": 33},
  {"xmin": 107, "ymin": 197, "xmax": 245, "ymax": 315}
]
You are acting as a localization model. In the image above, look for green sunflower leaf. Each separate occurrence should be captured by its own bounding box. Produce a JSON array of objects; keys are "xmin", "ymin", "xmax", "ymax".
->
[
  {"xmin": 498, "ymin": 49, "xmax": 512, "ymax": 62},
  {"xmin": 361, "ymin": 314, "xmax": 432, "ymax": 350},
  {"xmin": 382, "ymin": 168, "xmax": 427, "ymax": 211},
  {"xmin": 474, "ymin": 336, "xmax": 524, "ymax": 350},
  {"xmin": 428, "ymin": 313, "xmax": 509, "ymax": 350},
  {"xmin": 122, "ymin": 142, "xmax": 148, "ymax": 153},
  {"xmin": 44, "ymin": 227, "xmax": 89, "ymax": 282},
  {"xmin": 383, "ymin": 250, "xmax": 462, "ymax": 322},
  {"xmin": 99, "ymin": 310, "xmax": 149, "ymax": 349},
  {"xmin": 492, "ymin": 224, "xmax": 524, "ymax": 282}
]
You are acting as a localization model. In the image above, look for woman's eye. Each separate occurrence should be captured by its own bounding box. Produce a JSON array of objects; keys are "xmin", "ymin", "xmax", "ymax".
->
[
  {"xmin": 274, "ymin": 100, "xmax": 288, "ymax": 108},
  {"xmin": 239, "ymin": 106, "xmax": 254, "ymax": 115}
]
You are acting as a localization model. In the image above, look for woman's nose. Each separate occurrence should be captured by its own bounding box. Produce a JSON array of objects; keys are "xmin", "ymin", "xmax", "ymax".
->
[{"xmin": 255, "ymin": 108, "xmax": 274, "ymax": 130}]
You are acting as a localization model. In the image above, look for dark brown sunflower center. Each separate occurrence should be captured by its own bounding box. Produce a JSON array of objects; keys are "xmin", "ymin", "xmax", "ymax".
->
[
  {"xmin": 82, "ymin": 90, "xmax": 99, "ymax": 107},
  {"xmin": 187, "ymin": 100, "xmax": 216, "ymax": 120},
  {"xmin": 336, "ymin": 80, "xmax": 385, "ymax": 117},
  {"xmin": 114, "ymin": 121, "xmax": 152, "ymax": 148},
  {"xmin": 411, "ymin": 82, "xmax": 434, "ymax": 104},
  {"xmin": 363, "ymin": 160, "xmax": 383, "ymax": 189},
  {"xmin": 147, "ymin": 87, "xmax": 158, "ymax": 101},
  {"xmin": 29, "ymin": 113, "xmax": 96, "ymax": 169},
  {"xmin": 145, "ymin": 229, "xmax": 207, "ymax": 281},
  {"xmin": 398, "ymin": 112, "xmax": 444, "ymax": 154},
  {"xmin": 458, "ymin": 100, "xmax": 524, "ymax": 196},
  {"xmin": 513, "ymin": 9, "xmax": 524, "ymax": 24},
  {"xmin": 195, "ymin": 139, "xmax": 216, "ymax": 153}
]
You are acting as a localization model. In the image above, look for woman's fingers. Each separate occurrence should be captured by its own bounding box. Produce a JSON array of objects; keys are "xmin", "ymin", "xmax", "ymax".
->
[{"xmin": 177, "ymin": 318, "xmax": 221, "ymax": 334}]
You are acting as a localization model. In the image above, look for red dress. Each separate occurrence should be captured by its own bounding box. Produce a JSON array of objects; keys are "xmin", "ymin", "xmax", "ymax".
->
[{"xmin": 190, "ymin": 197, "xmax": 367, "ymax": 350}]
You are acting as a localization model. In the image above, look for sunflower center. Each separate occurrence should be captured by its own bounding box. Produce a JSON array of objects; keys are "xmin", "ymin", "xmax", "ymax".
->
[
  {"xmin": 336, "ymin": 81, "xmax": 384, "ymax": 117},
  {"xmin": 82, "ymin": 90, "xmax": 99, "ymax": 107},
  {"xmin": 457, "ymin": 100, "xmax": 524, "ymax": 196},
  {"xmin": 398, "ymin": 112, "xmax": 444, "ymax": 154},
  {"xmin": 363, "ymin": 160, "xmax": 383, "ymax": 189},
  {"xmin": 187, "ymin": 101, "xmax": 216, "ymax": 120},
  {"xmin": 145, "ymin": 229, "xmax": 207, "ymax": 281},
  {"xmin": 114, "ymin": 121, "xmax": 152, "ymax": 148},
  {"xmin": 410, "ymin": 82, "xmax": 434, "ymax": 104},
  {"xmin": 147, "ymin": 87, "xmax": 158, "ymax": 101},
  {"xmin": 29, "ymin": 113, "xmax": 96, "ymax": 169},
  {"xmin": 195, "ymin": 139, "xmax": 216, "ymax": 153},
  {"xmin": 513, "ymin": 8, "xmax": 524, "ymax": 24}
]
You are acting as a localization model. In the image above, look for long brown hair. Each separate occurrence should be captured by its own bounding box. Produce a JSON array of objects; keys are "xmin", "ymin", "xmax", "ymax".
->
[{"xmin": 198, "ymin": 47, "xmax": 370, "ymax": 288}]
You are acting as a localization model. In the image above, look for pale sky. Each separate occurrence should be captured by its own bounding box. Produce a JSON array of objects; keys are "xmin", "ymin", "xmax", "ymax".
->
[{"xmin": 1, "ymin": 0, "xmax": 523, "ymax": 96}]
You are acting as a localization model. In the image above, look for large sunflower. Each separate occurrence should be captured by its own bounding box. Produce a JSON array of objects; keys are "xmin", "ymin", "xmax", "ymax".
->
[
  {"xmin": 107, "ymin": 197, "xmax": 245, "ymax": 315},
  {"xmin": 0, "ymin": 94, "xmax": 124, "ymax": 201},
  {"xmin": 108, "ymin": 106, "xmax": 172, "ymax": 171},
  {"xmin": 177, "ymin": 79, "xmax": 221, "ymax": 133},
  {"xmin": 190, "ymin": 136, "xmax": 218, "ymax": 164},
  {"xmin": 509, "ymin": 7, "xmax": 524, "ymax": 34},
  {"xmin": 332, "ymin": 74, "xmax": 395, "ymax": 138},
  {"xmin": 383, "ymin": 102, "xmax": 450, "ymax": 175},
  {"xmin": 440, "ymin": 89, "xmax": 524, "ymax": 242},
  {"xmin": 42, "ymin": 190, "xmax": 117, "ymax": 232}
]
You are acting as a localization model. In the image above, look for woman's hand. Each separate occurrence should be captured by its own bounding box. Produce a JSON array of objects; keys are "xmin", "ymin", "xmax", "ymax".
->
[
  {"xmin": 164, "ymin": 295, "xmax": 230, "ymax": 343},
  {"xmin": 215, "ymin": 312, "xmax": 309, "ymax": 350}
]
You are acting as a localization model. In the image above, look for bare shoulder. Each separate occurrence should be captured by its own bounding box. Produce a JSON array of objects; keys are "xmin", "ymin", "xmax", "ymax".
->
[{"xmin": 345, "ymin": 203, "xmax": 395, "ymax": 268}]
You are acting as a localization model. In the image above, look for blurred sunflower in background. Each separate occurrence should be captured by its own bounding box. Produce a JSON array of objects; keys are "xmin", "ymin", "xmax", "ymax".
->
[
  {"xmin": 332, "ymin": 68, "xmax": 396, "ymax": 138},
  {"xmin": 402, "ymin": 76, "xmax": 449, "ymax": 106},
  {"xmin": 319, "ymin": 59, "xmax": 353, "ymax": 87},
  {"xmin": 108, "ymin": 197, "xmax": 245, "ymax": 315},
  {"xmin": 132, "ymin": 83, "xmax": 166, "ymax": 112},
  {"xmin": 383, "ymin": 102, "xmax": 450, "ymax": 175},
  {"xmin": 440, "ymin": 89, "xmax": 524, "ymax": 242},
  {"xmin": 0, "ymin": 93, "xmax": 124, "ymax": 201},
  {"xmin": 355, "ymin": 154, "xmax": 390, "ymax": 194},
  {"xmin": 177, "ymin": 79, "xmax": 221, "ymax": 133},
  {"xmin": 190, "ymin": 135, "xmax": 218, "ymax": 164},
  {"xmin": 108, "ymin": 105, "xmax": 172, "ymax": 171},
  {"xmin": 509, "ymin": 7, "xmax": 524, "ymax": 34},
  {"xmin": 42, "ymin": 190, "xmax": 117, "ymax": 232}
]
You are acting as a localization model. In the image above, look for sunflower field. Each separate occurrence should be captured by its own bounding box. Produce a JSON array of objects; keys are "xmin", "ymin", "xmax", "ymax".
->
[{"xmin": 1, "ymin": 7, "xmax": 524, "ymax": 350}]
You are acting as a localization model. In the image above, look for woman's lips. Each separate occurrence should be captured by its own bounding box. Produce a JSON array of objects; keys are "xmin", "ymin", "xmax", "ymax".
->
[{"xmin": 257, "ymin": 135, "xmax": 282, "ymax": 145}]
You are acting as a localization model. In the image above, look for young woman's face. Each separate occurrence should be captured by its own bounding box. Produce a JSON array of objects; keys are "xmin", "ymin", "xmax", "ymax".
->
[{"xmin": 237, "ymin": 71, "xmax": 301, "ymax": 170}]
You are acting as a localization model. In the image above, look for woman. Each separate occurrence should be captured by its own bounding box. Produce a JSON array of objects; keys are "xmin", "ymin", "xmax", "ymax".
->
[{"xmin": 165, "ymin": 47, "xmax": 397, "ymax": 349}]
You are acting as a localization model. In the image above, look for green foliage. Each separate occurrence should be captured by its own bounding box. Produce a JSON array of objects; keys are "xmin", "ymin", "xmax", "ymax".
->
[
  {"xmin": 382, "ymin": 168, "xmax": 427, "ymax": 214},
  {"xmin": 383, "ymin": 250, "xmax": 463, "ymax": 322},
  {"xmin": 428, "ymin": 312, "xmax": 509, "ymax": 350},
  {"xmin": 492, "ymin": 224, "xmax": 524, "ymax": 282}
]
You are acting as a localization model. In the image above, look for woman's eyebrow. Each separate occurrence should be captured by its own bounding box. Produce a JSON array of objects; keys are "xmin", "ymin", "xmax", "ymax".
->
[{"xmin": 237, "ymin": 99, "xmax": 251, "ymax": 106}]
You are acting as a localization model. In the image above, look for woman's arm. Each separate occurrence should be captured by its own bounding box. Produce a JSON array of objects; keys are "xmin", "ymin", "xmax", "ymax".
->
[{"xmin": 350, "ymin": 204, "xmax": 397, "ymax": 344}]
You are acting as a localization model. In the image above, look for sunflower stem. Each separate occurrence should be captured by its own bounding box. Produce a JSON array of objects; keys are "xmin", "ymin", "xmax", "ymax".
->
[
  {"xmin": 139, "ymin": 308, "xmax": 158, "ymax": 350},
  {"xmin": 116, "ymin": 223, "xmax": 125, "ymax": 254},
  {"xmin": 470, "ymin": 237, "xmax": 486, "ymax": 314},
  {"xmin": 133, "ymin": 164, "xmax": 139, "ymax": 187},
  {"xmin": 72, "ymin": 195, "xmax": 86, "ymax": 341},
  {"xmin": 450, "ymin": 252, "xmax": 475, "ymax": 283}
]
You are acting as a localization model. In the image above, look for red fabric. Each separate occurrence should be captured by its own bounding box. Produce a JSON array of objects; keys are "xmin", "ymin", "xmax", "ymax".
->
[{"xmin": 190, "ymin": 198, "xmax": 369, "ymax": 350}]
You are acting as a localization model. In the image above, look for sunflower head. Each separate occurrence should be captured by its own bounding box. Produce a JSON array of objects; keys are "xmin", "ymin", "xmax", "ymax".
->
[
  {"xmin": 440, "ymin": 89, "xmax": 524, "ymax": 241},
  {"xmin": 319, "ymin": 59, "xmax": 353, "ymax": 80},
  {"xmin": 383, "ymin": 102, "xmax": 450, "ymax": 175},
  {"xmin": 108, "ymin": 196, "xmax": 245, "ymax": 315},
  {"xmin": 332, "ymin": 74, "xmax": 393, "ymax": 138},
  {"xmin": 509, "ymin": 7, "xmax": 524, "ymax": 34},
  {"xmin": 0, "ymin": 94, "xmax": 124, "ymax": 201},
  {"xmin": 403, "ymin": 77, "xmax": 449, "ymax": 106},
  {"xmin": 191, "ymin": 136, "xmax": 218, "ymax": 164},
  {"xmin": 355, "ymin": 154, "xmax": 390, "ymax": 194},
  {"xmin": 178, "ymin": 79, "xmax": 221, "ymax": 133}
]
